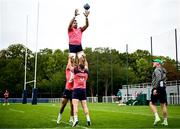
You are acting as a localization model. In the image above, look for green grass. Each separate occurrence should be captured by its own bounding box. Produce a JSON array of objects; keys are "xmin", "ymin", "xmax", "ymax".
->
[{"xmin": 0, "ymin": 103, "xmax": 180, "ymax": 128}]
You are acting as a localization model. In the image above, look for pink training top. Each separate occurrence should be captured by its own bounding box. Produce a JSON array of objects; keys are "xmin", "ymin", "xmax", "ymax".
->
[
  {"xmin": 4, "ymin": 92, "xmax": 9, "ymax": 98},
  {"xmin": 73, "ymin": 69, "xmax": 88, "ymax": 89},
  {"xmin": 65, "ymin": 68, "xmax": 73, "ymax": 90},
  {"xmin": 68, "ymin": 28, "xmax": 83, "ymax": 45}
]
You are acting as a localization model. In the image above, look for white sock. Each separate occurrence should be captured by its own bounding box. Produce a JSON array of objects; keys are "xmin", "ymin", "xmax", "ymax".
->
[
  {"xmin": 74, "ymin": 115, "xmax": 78, "ymax": 122},
  {"xmin": 58, "ymin": 113, "xmax": 62, "ymax": 118},
  {"xmin": 70, "ymin": 116, "xmax": 73, "ymax": 120},
  {"xmin": 154, "ymin": 112, "xmax": 159, "ymax": 119},
  {"xmin": 86, "ymin": 114, "xmax": 90, "ymax": 121},
  {"xmin": 164, "ymin": 117, "xmax": 167, "ymax": 122}
]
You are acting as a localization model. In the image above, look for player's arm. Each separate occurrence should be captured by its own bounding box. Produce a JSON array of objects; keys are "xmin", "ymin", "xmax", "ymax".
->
[
  {"xmin": 154, "ymin": 69, "xmax": 162, "ymax": 88},
  {"xmin": 68, "ymin": 9, "xmax": 79, "ymax": 31},
  {"xmin": 84, "ymin": 56, "xmax": 88, "ymax": 70},
  {"xmin": 152, "ymin": 69, "xmax": 161, "ymax": 95},
  {"xmin": 67, "ymin": 56, "xmax": 74, "ymax": 71},
  {"xmin": 152, "ymin": 69, "xmax": 161, "ymax": 88},
  {"xmin": 81, "ymin": 11, "xmax": 89, "ymax": 32}
]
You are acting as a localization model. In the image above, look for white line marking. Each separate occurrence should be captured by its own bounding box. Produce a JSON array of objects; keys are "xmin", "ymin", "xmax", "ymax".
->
[
  {"xmin": 41, "ymin": 105, "xmax": 180, "ymax": 119},
  {"xmin": 9, "ymin": 108, "xmax": 25, "ymax": 113},
  {"xmin": 52, "ymin": 119, "xmax": 89, "ymax": 129},
  {"xmin": 91, "ymin": 109, "xmax": 180, "ymax": 119}
]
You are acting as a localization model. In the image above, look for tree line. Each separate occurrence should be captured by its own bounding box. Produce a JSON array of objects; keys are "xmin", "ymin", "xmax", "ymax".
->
[{"xmin": 0, "ymin": 44, "xmax": 179, "ymax": 98}]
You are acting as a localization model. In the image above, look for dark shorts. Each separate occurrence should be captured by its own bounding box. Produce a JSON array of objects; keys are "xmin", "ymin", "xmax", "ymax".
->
[
  {"xmin": 150, "ymin": 87, "xmax": 167, "ymax": 104},
  {"xmin": 4, "ymin": 97, "xmax": 8, "ymax": 102},
  {"xmin": 62, "ymin": 89, "xmax": 72, "ymax": 100},
  {"xmin": 69, "ymin": 44, "xmax": 83, "ymax": 53},
  {"xmin": 4, "ymin": 97, "xmax": 8, "ymax": 99},
  {"xmin": 118, "ymin": 97, "xmax": 122, "ymax": 101},
  {"xmin": 72, "ymin": 88, "xmax": 86, "ymax": 101}
]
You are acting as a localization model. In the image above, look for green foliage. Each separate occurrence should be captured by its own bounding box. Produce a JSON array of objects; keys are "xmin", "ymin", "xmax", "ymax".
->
[{"xmin": 0, "ymin": 44, "xmax": 179, "ymax": 97}]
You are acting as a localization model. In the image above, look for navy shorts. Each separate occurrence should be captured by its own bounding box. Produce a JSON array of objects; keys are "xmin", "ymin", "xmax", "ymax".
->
[
  {"xmin": 62, "ymin": 89, "xmax": 72, "ymax": 100},
  {"xmin": 69, "ymin": 44, "xmax": 83, "ymax": 53},
  {"xmin": 72, "ymin": 88, "xmax": 86, "ymax": 101},
  {"xmin": 118, "ymin": 97, "xmax": 122, "ymax": 101},
  {"xmin": 150, "ymin": 87, "xmax": 167, "ymax": 104}
]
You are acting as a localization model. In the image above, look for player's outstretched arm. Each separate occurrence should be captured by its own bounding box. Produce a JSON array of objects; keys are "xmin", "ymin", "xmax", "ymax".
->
[
  {"xmin": 67, "ymin": 56, "xmax": 74, "ymax": 70},
  {"xmin": 68, "ymin": 9, "xmax": 79, "ymax": 31},
  {"xmin": 81, "ymin": 10, "xmax": 89, "ymax": 32},
  {"xmin": 83, "ymin": 56, "xmax": 88, "ymax": 70}
]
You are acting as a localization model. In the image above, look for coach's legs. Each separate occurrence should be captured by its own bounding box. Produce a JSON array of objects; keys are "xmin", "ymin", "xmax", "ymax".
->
[
  {"xmin": 149, "ymin": 101, "xmax": 158, "ymax": 113},
  {"xmin": 160, "ymin": 103, "xmax": 168, "ymax": 126},
  {"xmin": 161, "ymin": 103, "xmax": 168, "ymax": 118},
  {"xmin": 149, "ymin": 101, "xmax": 160, "ymax": 125}
]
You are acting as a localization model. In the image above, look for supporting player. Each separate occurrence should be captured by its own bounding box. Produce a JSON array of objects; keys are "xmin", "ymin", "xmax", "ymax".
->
[
  {"xmin": 149, "ymin": 59, "xmax": 168, "ymax": 126},
  {"xmin": 57, "ymin": 57, "xmax": 74, "ymax": 124},
  {"xmin": 72, "ymin": 56, "xmax": 91, "ymax": 127}
]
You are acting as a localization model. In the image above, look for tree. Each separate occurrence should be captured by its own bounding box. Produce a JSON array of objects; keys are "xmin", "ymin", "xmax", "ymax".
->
[
  {"xmin": 1, "ymin": 43, "xmax": 179, "ymax": 97},
  {"xmin": 136, "ymin": 58, "xmax": 152, "ymax": 83}
]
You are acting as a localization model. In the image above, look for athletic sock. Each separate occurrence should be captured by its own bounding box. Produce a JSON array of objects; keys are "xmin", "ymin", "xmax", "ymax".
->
[
  {"xmin": 74, "ymin": 115, "xmax": 78, "ymax": 122},
  {"xmin": 86, "ymin": 114, "xmax": 90, "ymax": 121},
  {"xmin": 154, "ymin": 112, "xmax": 159, "ymax": 119},
  {"xmin": 69, "ymin": 116, "xmax": 73, "ymax": 121},
  {"xmin": 164, "ymin": 118, "xmax": 167, "ymax": 122}
]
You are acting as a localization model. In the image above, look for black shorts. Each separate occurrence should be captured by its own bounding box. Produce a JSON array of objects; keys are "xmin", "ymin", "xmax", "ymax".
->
[
  {"xmin": 150, "ymin": 87, "xmax": 167, "ymax": 104},
  {"xmin": 69, "ymin": 44, "xmax": 83, "ymax": 53},
  {"xmin": 72, "ymin": 88, "xmax": 86, "ymax": 101},
  {"xmin": 62, "ymin": 89, "xmax": 72, "ymax": 100},
  {"xmin": 118, "ymin": 97, "xmax": 122, "ymax": 101},
  {"xmin": 4, "ymin": 97, "xmax": 8, "ymax": 101},
  {"xmin": 4, "ymin": 97, "xmax": 8, "ymax": 99}
]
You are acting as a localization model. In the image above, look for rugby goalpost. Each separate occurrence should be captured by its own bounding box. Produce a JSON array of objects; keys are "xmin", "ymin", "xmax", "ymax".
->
[{"xmin": 22, "ymin": 2, "xmax": 39, "ymax": 105}]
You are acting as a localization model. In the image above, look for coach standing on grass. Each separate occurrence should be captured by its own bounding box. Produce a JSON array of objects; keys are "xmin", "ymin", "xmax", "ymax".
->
[{"xmin": 149, "ymin": 59, "xmax": 168, "ymax": 126}]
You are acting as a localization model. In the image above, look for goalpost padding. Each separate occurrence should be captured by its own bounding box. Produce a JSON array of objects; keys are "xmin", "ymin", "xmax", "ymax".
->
[
  {"xmin": 22, "ymin": 90, "xmax": 27, "ymax": 104},
  {"xmin": 32, "ymin": 88, "xmax": 38, "ymax": 105}
]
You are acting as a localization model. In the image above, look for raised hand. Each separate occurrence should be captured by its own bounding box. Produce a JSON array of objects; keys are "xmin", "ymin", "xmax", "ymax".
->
[
  {"xmin": 83, "ymin": 10, "xmax": 90, "ymax": 17},
  {"xmin": 75, "ymin": 9, "xmax": 80, "ymax": 17}
]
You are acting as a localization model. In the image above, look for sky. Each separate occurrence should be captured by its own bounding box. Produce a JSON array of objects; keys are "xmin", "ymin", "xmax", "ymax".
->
[{"xmin": 0, "ymin": 0, "xmax": 180, "ymax": 60}]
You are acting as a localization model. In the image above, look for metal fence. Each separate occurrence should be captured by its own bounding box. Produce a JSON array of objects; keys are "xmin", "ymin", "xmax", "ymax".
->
[
  {"xmin": 0, "ymin": 97, "xmax": 99, "ymax": 104},
  {"xmin": 1, "ymin": 95, "xmax": 179, "ymax": 105},
  {"xmin": 122, "ymin": 80, "xmax": 180, "ymax": 89},
  {"xmin": 101, "ymin": 95, "xmax": 180, "ymax": 105}
]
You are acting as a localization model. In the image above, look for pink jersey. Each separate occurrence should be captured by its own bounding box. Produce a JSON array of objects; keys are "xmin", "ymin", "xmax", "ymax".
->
[
  {"xmin": 4, "ymin": 92, "xmax": 9, "ymax": 98},
  {"xmin": 73, "ymin": 69, "xmax": 88, "ymax": 89},
  {"xmin": 68, "ymin": 28, "xmax": 83, "ymax": 45},
  {"xmin": 65, "ymin": 69, "xmax": 73, "ymax": 90}
]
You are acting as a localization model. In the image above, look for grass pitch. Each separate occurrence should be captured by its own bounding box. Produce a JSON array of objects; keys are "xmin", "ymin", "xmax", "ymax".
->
[{"xmin": 0, "ymin": 103, "xmax": 180, "ymax": 128}]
